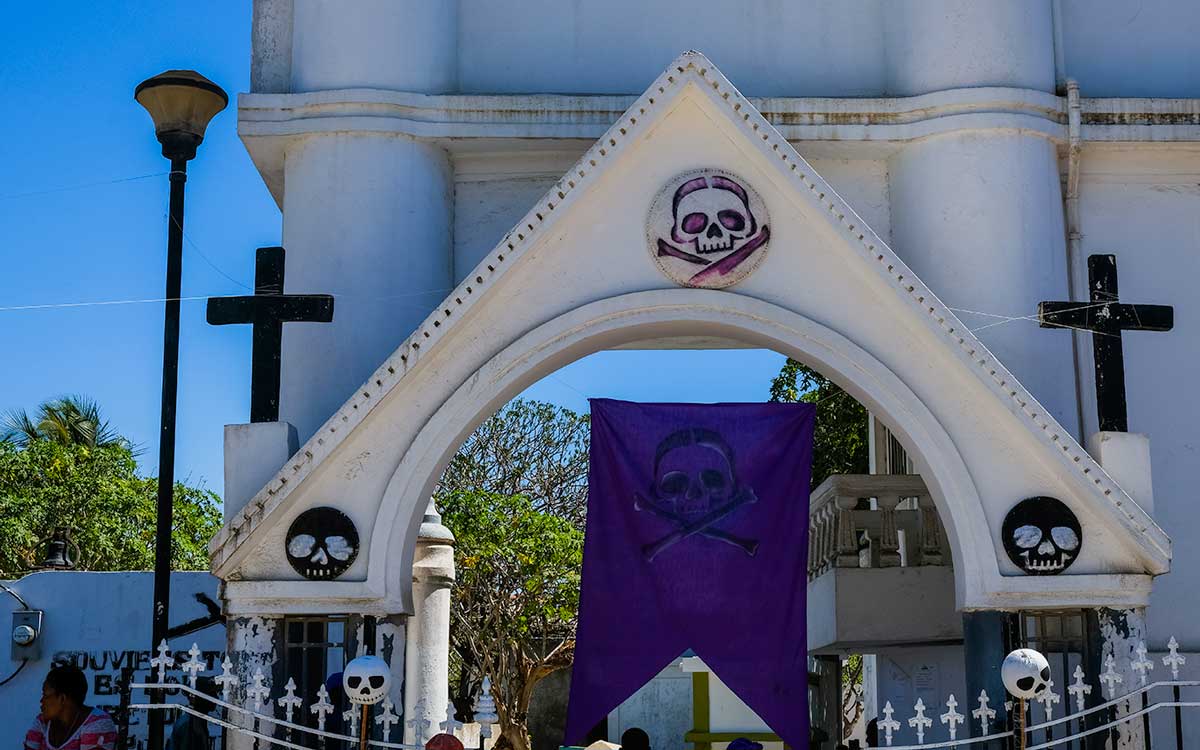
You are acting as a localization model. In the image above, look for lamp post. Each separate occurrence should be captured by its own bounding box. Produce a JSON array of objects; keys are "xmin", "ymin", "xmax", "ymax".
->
[{"xmin": 135, "ymin": 69, "xmax": 227, "ymax": 750}]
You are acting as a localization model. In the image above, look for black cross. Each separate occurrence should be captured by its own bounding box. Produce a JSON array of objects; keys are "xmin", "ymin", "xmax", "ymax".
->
[
  {"xmin": 207, "ymin": 246, "xmax": 334, "ymax": 423},
  {"xmin": 1038, "ymin": 254, "xmax": 1173, "ymax": 432}
]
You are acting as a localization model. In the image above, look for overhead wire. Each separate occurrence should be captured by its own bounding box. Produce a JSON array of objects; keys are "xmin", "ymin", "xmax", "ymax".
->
[{"xmin": 0, "ymin": 171, "xmax": 168, "ymax": 202}]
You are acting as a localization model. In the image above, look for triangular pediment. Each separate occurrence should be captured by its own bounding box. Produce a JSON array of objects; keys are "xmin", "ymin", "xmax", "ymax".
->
[{"xmin": 212, "ymin": 53, "xmax": 1167, "ymax": 613}]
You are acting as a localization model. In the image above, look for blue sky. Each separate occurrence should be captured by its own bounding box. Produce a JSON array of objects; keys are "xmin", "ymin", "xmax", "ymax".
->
[{"xmin": 0, "ymin": 3, "xmax": 786, "ymax": 499}]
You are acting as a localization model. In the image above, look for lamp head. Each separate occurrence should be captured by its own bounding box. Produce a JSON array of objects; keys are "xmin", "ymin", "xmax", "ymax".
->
[{"xmin": 135, "ymin": 70, "xmax": 228, "ymax": 161}]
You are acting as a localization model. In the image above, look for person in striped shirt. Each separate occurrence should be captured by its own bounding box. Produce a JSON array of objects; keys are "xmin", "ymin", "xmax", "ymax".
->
[{"xmin": 24, "ymin": 662, "xmax": 117, "ymax": 750}]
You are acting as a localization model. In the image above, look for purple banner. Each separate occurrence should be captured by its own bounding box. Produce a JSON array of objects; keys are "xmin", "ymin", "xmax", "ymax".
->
[{"xmin": 565, "ymin": 399, "xmax": 816, "ymax": 747}]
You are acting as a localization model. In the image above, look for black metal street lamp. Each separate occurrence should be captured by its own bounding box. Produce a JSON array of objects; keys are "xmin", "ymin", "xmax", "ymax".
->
[{"xmin": 135, "ymin": 69, "xmax": 227, "ymax": 750}]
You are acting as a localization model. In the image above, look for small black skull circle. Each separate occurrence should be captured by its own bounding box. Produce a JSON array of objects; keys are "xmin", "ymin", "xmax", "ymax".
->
[
  {"xmin": 1002, "ymin": 496, "xmax": 1082, "ymax": 576},
  {"xmin": 285, "ymin": 507, "xmax": 359, "ymax": 580}
]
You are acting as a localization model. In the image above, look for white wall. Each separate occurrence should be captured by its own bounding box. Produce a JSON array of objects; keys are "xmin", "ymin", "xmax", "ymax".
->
[
  {"xmin": 0, "ymin": 572, "xmax": 223, "ymax": 747},
  {"xmin": 1077, "ymin": 149, "xmax": 1200, "ymax": 646},
  {"xmin": 456, "ymin": 0, "xmax": 888, "ymax": 97},
  {"xmin": 1059, "ymin": 0, "xmax": 1200, "ymax": 97},
  {"xmin": 607, "ymin": 659, "xmax": 693, "ymax": 750},
  {"xmin": 253, "ymin": 0, "xmax": 1200, "ymax": 103},
  {"xmin": 453, "ymin": 154, "xmax": 892, "ymax": 287},
  {"xmin": 872, "ymin": 646, "xmax": 966, "ymax": 747}
]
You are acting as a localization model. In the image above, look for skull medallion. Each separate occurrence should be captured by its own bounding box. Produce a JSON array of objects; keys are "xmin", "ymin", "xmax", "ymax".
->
[
  {"xmin": 343, "ymin": 655, "xmax": 391, "ymax": 705},
  {"xmin": 1001, "ymin": 496, "xmax": 1082, "ymax": 576},
  {"xmin": 647, "ymin": 169, "xmax": 770, "ymax": 289},
  {"xmin": 285, "ymin": 507, "xmax": 360, "ymax": 580}
]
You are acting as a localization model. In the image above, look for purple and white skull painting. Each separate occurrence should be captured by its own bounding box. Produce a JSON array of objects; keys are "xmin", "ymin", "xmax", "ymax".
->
[
  {"xmin": 647, "ymin": 169, "xmax": 771, "ymax": 288},
  {"xmin": 634, "ymin": 427, "xmax": 759, "ymax": 561}
]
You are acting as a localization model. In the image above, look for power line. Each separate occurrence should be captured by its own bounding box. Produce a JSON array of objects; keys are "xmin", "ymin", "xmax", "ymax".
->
[
  {"xmin": 0, "ymin": 287, "xmax": 456, "ymax": 314},
  {"xmin": 0, "ymin": 172, "xmax": 168, "ymax": 202}
]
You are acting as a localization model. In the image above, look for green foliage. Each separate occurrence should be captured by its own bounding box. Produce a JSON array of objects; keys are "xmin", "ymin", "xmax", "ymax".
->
[
  {"xmin": 436, "ymin": 400, "xmax": 588, "ymax": 750},
  {"xmin": 769, "ymin": 359, "xmax": 869, "ymax": 488},
  {"xmin": 442, "ymin": 489, "xmax": 583, "ymax": 642},
  {"xmin": 440, "ymin": 400, "xmax": 590, "ymax": 526},
  {"xmin": 0, "ymin": 416, "xmax": 221, "ymax": 578},
  {"xmin": 3, "ymin": 394, "xmax": 126, "ymax": 449}
]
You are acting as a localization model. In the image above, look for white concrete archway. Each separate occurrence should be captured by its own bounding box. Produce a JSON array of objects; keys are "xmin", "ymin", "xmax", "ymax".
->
[
  {"xmin": 214, "ymin": 53, "xmax": 1164, "ymax": 619},
  {"xmin": 371, "ymin": 290, "xmax": 991, "ymax": 612}
]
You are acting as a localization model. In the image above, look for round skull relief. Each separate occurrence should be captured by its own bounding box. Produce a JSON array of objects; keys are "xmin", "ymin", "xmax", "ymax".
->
[
  {"xmin": 647, "ymin": 169, "xmax": 771, "ymax": 289},
  {"xmin": 285, "ymin": 507, "xmax": 359, "ymax": 580},
  {"xmin": 1002, "ymin": 648, "xmax": 1052, "ymax": 700},
  {"xmin": 343, "ymin": 655, "xmax": 391, "ymax": 705},
  {"xmin": 1001, "ymin": 496, "xmax": 1082, "ymax": 575}
]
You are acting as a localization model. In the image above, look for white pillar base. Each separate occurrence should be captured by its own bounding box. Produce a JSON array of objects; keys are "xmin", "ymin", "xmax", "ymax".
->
[
  {"xmin": 223, "ymin": 422, "xmax": 298, "ymax": 523},
  {"xmin": 1088, "ymin": 431, "xmax": 1155, "ymax": 515}
]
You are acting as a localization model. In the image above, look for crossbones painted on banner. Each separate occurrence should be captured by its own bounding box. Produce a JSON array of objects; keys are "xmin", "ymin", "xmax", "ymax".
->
[
  {"xmin": 635, "ymin": 427, "xmax": 759, "ymax": 561},
  {"xmin": 650, "ymin": 171, "xmax": 771, "ymax": 288}
]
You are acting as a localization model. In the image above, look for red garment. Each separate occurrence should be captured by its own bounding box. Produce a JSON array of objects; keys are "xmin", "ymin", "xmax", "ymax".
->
[{"xmin": 24, "ymin": 709, "xmax": 117, "ymax": 750}]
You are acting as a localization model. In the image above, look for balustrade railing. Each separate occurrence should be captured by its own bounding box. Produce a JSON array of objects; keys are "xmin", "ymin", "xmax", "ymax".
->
[{"xmin": 808, "ymin": 474, "xmax": 950, "ymax": 581}]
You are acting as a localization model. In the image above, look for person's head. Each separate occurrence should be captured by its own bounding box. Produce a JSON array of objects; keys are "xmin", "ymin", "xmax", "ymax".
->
[
  {"xmin": 621, "ymin": 727, "xmax": 650, "ymax": 750},
  {"xmin": 865, "ymin": 718, "xmax": 879, "ymax": 746},
  {"xmin": 727, "ymin": 739, "xmax": 762, "ymax": 750},
  {"xmin": 40, "ymin": 662, "xmax": 88, "ymax": 721}
]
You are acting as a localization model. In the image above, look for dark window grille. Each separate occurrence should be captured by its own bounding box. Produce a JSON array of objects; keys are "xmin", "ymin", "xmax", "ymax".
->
[
  {"xmin": 1018, "ymin": 610, "xmax": 1093, "ymax": 750},
  {"xmin": 282, "ymin": 617, "xmax": 349, "ymax": 735}
]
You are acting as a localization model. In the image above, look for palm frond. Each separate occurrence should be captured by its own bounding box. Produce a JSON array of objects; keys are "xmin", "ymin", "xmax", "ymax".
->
[{"xmin": 0, "ymin": 409, "xmax": 42, "ymax": 446}]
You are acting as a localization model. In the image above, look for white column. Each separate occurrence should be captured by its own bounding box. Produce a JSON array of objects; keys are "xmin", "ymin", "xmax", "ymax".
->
[
  {"xmin": 404, "ymin": 501, "xmax": 456, "ymax": 745},
  {"xmin": 883, "ymin": 0, "xmax": 1055, "ymax": 96},
  {"xmin": 883, "ymin": 2, "xmax": 1077, "ymax": 432},
  {"xmin": 888, "ymin": 132, "xmax": 1079, "ymax": 436},
  {"xmin": 225, "ymin": 615, "xmax": 281, "ymax": 750},
  {"xmin": 275, "ymin": 0, "xmax": 458, "ymax": 442},
  {"xmin": 290, "ymin": 0, "xmax": 458, "ymax": 93},
  {"xmin": 278, "ymin": 134, "xmax": 453, "ymax": 442}
]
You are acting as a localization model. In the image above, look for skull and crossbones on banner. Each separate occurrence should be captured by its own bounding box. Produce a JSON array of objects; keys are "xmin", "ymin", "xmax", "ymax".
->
[
  {"xmin": 647, "ymin": 169, "xmax": 771, "ymax": 288},
  {"xmin": 635, "ymin": 427, "xmax": 759, "ymax": 562}
]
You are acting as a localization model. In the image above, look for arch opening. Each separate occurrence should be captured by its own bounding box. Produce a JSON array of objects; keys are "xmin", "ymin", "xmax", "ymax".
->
[{"xmin": 371, "ymin": 289, "xmax": 994, "ymax": 616}]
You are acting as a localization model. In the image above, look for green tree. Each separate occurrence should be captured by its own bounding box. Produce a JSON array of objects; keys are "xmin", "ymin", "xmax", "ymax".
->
[
  {"xmin": 2, "ymin": 395, "xmax": 125, "ymax": 449},
  {"xmin": 437, "ymin": 400, "xmax": 589, "ymax": 750},
  {"xmin": 0, "ymin": 399, "xmax": 221, "ymax": 577},
  {"xmin": 769, "ymin": 359, "xmax": 869, "ymax": 488},
  {"xmin": 441, "ymin": 490, "xmax": 582, "ymax": 750}
]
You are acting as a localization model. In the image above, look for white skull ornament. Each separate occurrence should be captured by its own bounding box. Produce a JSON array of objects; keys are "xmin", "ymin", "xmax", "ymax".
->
[
  {"xmin": 671, "ymin": 176, "xmax": 758, "ymax": 254},
  {"xmin": 344, "ymin": 655, "xmax": 391, "ymax": 705},
  {"xmin": 1002, "ymin": 648, "xmax": 1051, "ymax": 700},
  {"xmin": 647, "ymin": 169, "xmax": 771, "ymax": 289}
]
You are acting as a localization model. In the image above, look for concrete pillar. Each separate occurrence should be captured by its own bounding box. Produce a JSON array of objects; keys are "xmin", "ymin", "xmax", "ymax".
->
[
  {"xmin": 888, "ymin": 131, "xmax": 1080, "ymax": 435},
  {"xmin": 275, "ymin": 0, "xmax": 458, "ymax": 442},
  {"xmin": 279, "ymin": 133, "xmax": 453, "ymax": 442},
  {"xmin": 883, "ymin": 0, "xmax": 1055, "ymax": 96},
  {"xmin": 962, "ymin": 611, "xmax": 1016, "ymax": 737},
  {"xmin": 225, "ymin": 615, "xmax": 282, "ymax": 750},
  {"xmin": 404, "ymin": 501, "xmax": 456, "ymax": 745},
  {"xmin": 1085, "ymin": 608, "xmax": 1150, "ymax": 749},
  {"xmin": 290, "ymin": 0, "xmax": 458, "ymax": 93},
  {"xmin": 223, "ymin": 422, "xmax": 298, "ymax": 522},
  {"xmin": 1088, "ymin": 431, "xmax": 1155, "ymax": 515}
]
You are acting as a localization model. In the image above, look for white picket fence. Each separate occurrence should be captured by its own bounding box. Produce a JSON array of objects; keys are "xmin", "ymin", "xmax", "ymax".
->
[
  {"xmin": 130, "ymin": 641, "xmax": 496, "ymax": 749},
  {"xmin": 129, "ymin": 639, "xmax": 1196, "ymax": 749}
]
